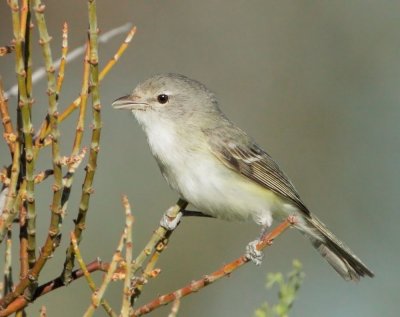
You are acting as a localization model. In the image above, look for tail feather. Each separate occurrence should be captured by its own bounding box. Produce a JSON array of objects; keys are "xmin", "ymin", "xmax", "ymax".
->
[{"xmin": 300, "ymin": 215, "xmax": 374, "ymax": 281}]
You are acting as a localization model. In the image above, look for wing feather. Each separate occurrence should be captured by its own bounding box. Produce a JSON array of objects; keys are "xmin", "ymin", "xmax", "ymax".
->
[{"xmin": 205, "ymin": 126, "xmax": 310, "ymax": 215}]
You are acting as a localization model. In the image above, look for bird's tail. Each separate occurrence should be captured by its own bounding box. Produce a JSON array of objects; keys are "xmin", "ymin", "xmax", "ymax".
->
[{"xmin": 297, "ymin": 215, "xmax": 374, "ymax": 281}]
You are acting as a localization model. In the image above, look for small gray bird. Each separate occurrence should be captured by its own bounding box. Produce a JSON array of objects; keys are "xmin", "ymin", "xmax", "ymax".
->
[{"xmin": 112, "ymin": 73, "xmax": 374, "ymax": 281}]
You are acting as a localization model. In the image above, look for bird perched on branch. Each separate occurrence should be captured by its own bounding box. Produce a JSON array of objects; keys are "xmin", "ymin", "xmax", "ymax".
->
[{"xmin": 112, "ymin": 73, "xmax": 374, "ymax": 281}]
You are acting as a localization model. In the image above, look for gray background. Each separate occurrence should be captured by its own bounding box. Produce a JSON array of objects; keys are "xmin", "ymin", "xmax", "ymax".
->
[{"xmin": 0, "ymin": 1, "xmax": 398, "ymax": 316}]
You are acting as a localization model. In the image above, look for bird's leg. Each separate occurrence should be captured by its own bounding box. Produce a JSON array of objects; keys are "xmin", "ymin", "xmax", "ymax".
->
[
  {"xmin": 182, "ymin": 210, "xmax": 215, "ymax": 218},
  {"xmin": 259, "ymin": 224, "xmax": 270, "ymax": 241},
  {"xmin": 160, "ymin": 205, "xmax": 214, "ymax": 230}
]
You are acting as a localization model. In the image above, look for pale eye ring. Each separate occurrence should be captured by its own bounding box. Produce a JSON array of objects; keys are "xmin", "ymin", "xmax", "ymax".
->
[{"xmin": 157, "ymin": 94, "xmax": 169, "ymax": 104}]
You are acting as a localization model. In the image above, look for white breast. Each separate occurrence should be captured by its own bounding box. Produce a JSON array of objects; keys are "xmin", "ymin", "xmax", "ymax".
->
[{"xmin": 135, "ymin": 111, "xmax": 291, "ymax": 227}]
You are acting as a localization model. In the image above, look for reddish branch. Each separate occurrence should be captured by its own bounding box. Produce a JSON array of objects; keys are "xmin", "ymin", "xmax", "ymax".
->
[
  {"xmin": 132, "ymin": 217, "xmax": 295, "ymax": 317},
  {"xmin": 0, "ymin": 260, "xmax": 109, "ymax": 316}
]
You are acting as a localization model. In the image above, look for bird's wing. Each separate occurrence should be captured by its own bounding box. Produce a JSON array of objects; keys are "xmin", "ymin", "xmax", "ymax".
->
[{"xmin": 204, "ymin": 127, "xmax": 310, "ymax": 215}]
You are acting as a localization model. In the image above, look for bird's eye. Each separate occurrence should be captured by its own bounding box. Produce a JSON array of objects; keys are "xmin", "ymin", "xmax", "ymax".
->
[{"xmin": 157, "ymin": 94, "xmax": 169, "ymax": 104}]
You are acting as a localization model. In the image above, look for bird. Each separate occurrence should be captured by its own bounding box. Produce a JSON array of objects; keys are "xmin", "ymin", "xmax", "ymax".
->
[{"xmin": 112, "ymin": 73, "xmax": 374, "ymax": 281}]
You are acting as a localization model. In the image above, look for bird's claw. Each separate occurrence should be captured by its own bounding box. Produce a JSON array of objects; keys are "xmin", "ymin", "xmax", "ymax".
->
[
  {"xmin": 160, "ymin": 209, "xmax": 183, "ymax": 231},
  {"xmin": 245, "ymin": 240, "xmax": 264, "ymax": 265}
]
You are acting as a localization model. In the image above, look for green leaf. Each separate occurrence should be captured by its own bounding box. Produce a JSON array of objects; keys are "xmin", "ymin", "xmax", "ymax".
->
[{"xmin": 252, "ymin": 260, "xmax": 305, "ymax": 317}]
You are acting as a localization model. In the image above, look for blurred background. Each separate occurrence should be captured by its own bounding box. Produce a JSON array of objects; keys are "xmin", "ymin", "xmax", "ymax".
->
[{"xmin": 0, "ymin": 1, "xmax": 399, "ymax": 316}]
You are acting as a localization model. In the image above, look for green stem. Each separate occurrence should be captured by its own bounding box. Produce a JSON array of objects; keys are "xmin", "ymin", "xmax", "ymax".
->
[
  {"xmin": 12, "ymin": 0, "xmax": 36, "ymax": 269},
  {"xmin": 61, "ymin": 0, "xmax": 102, "ymax": 284},
  {"xmin": 33, "ymin": 0, "xmax": 64, "ymax": 271},
  {"xmin": 0, "ymin": 1, "xmax": 35, "ymax": 251},
  {"xmin": 130, "ymin": 199, "xmax": 188, "ymax": 304}
]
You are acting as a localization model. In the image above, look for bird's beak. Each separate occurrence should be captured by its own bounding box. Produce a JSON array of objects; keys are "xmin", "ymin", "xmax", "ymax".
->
[{"xmin": 112, "ymin": 95, "xmax": 147, "ymax": 110}]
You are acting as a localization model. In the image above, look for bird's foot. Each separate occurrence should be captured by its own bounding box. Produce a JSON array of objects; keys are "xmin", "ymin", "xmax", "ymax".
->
[
  {"xmin": 245, "ymin": 240, "xmax": 264, "ymax": 265},
  {"xmin": 160, "ymin": 207, "xmax": 183, "ymax": 231}
]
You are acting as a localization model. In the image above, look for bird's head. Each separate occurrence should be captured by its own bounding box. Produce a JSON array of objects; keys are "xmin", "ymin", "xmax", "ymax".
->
[{"xmin": 112, "ymin": 73, "xmax": 221, "ymax": 126}]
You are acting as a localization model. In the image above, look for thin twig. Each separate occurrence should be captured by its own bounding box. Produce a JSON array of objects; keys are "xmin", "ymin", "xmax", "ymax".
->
[
  {"xmin": 0, "ymin": 188, "xmax": 7, "ymax": 214},
  {"xmin": 71, "ymin": 43, "xmax": 90, "ymax": 155},
  {"xmin": 133, "ymin": 200, "xmax": 187, "ymax": 273},
  {"xmin": 33, "ymin": 169, "xmax": 53, "ymax": 184},
  {"xmin": 0, "ymin": 144, "xmax": 20, "ymax": 243},
  {"xmin": 59, "ymin": 148, "xmax": 86, "ymax": 219},
  {"xmin": 60, "ymin": 0, "xmax": 103, "ymax": 284},
  {"xmin": 0, "ymin": 77, "xmax": 16, "ymax": 155},
  {"xmin": 71, "ymin": 232, "xmax": 117, "ymax": 317},
  {"xmin": 83, "ymin": 196, "xmax": 134, "ymax": 317},
  {"xmin": 168, "ymin": 300, "xmax": 181, "ymax": 317},
  {"xmin": 35, "ymin": 26, "xmax": 136, "ymax": 144},
  {"xmin": 23, "ymin": 0, "xmax": 33, "ymax": 128},
  {"xmin": 0, "ymin": 260, "xmax": 109, "ymax": 316},
  {"xmin": 3, "ymin": 230, "xmax": 13, "ymax": 297},
  {"xmin": 9, "ymin": 0, "xmax": 36, "ymax": 269},
  {"xmin": 34, "ymin": 23, "xmax": 71, "ymax": 150},
  {"xmin": 13, "ymin": 0, "xmax": 35, "ymax": 267},
  {"xmin": 130, "ymin": 199, "xmax": 188, "ymax": 303},
  {"xmin": 0, "ymin": 0, "xmax": 66, "ymax": 309},
  {"xmin": 132, "ymin": 217, "xmax": 295, "ymax": 316},
  {"xmin": 21, "ymin": 0, "xmax": 65, "ymax": 289},
  {"xmin": 5, "ymin": 23, "xmax": 133, "ymax": 98},
  {"xmin": 83, "ymin": 223, "xmax": 126, "ymax": 317},
  {"xmin": 33, "ymin": 0, "xmax": 65, "ymax": 266},
  {"xmin": 121, "ymin": 195, "xmax": 134, "ymax": 317},
  {"xmin": 39, "ymin": 306, "xmax": 46, "ymax": 317},
  {"xmin": 99, "ymin": 26, "xmax": 136, "ymax": 79},
  {"xmin": 19, "ymin": 0, "xmax": 29, "ymax": 42},
  {"xmin": 56, "ymin": 22, "xmax": 68, "ymax": 96},
  {"xmin": 19, "ymin": 204, "xmax": 28, "ymax": 282}
]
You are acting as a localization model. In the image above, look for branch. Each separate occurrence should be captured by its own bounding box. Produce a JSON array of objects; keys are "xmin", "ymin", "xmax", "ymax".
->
[
  {"xmin": 71, "ymin": 232, "xmax": 117, "ymax": 317},
  {"xmin": 70, "ymin": 43, "xmax": 90, "ymax": 155},
  {"xmin": 3, "ymin": 231, "xmax": 13, "ymax": 297},
  {"xmin": 132, "ymin": 200, "xmax": 187, "ymax": 274},
  {"xmin": 33, "ymin": 0, "xmax": 65, "ymax": 273},
  {"xmin": 56, "ymin": 22, "xmax": 68, "ymax": 96},
  {"xmin": 132, "ymin": 217, "xmax": 295, "ymax": 317},
  {"xmin": 18, "ymin": 204, "xmax": 28, "ymax": 284},
  {"xmin": 0, "ymin": 260, "xmax": 109, "ymax": 316},
  {"xmin": 167, "ymin": 300, "xmax": 181, "ymax": 317},
  {"xmin": 61, "ymin": 0, "xmax": 103, "ymax": 285},
  {"xmin": 5, "ymin": 23, "xmax": 134, "ymax": 98},
  {"xmin": 121, "ymin": 196, "xmax": 134, "ymax": 317},
  {"xmin": 0, "ymin": 77, "xmax": 16, "ymax": 155},
  {"xmin": 0, "ymin": 144, "xmax": 20, "ymax": 243},
  {"xmin": 9, "ymin": 0, "xmax": 36, "ymax": 270},
  {"xmin": 83, "ymin": 214, "xmax": 126, "ymax": 316},
  {"xmin": 130, "ymin": 199, "xmax": 188, "ymax": 303},
  {"xmin": 3, "ymin": 1, "xmax": 69, "ymax": 306},
  {"xmin": 34, "ymin": 25, "xmax": 137, "ymax": 145}
]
